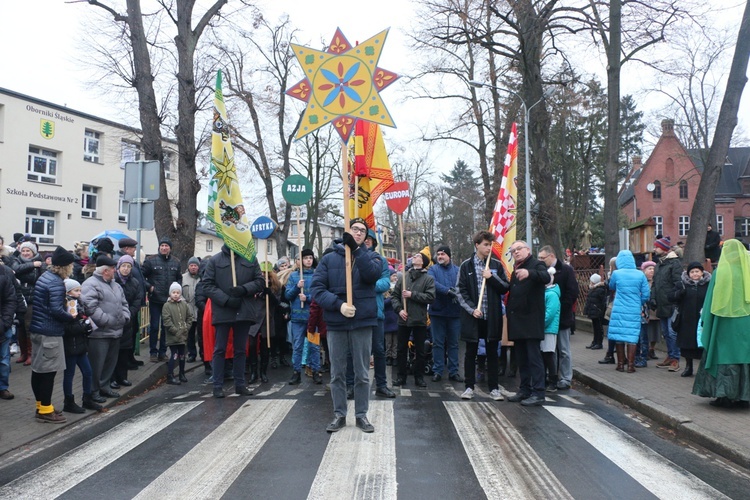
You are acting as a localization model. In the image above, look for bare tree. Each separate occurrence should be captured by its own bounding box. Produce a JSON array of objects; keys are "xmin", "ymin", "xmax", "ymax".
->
[
  {"xmin": 84, "ymin": 0, "xmax": 227, "ymax": 265},
  {"xmin": 685, "ymin": 0, "xmax": 750, "ymax": 263}
]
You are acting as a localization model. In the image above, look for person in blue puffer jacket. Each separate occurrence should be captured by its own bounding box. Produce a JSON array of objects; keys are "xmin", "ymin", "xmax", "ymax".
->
[
  {"xmin": 285, "ymin": 248, "xmax": 317, "ymax": 385},
  {"xmin": 608, "ymin": 250, "xmax": 650, "ymax": 373},
  {"xmin": 29, "ymin": 246, "xmax": 77, "ymax": 423},
  {"xmin": 310, "ymin": 218, "xmax": 382, "ymax": 434}
]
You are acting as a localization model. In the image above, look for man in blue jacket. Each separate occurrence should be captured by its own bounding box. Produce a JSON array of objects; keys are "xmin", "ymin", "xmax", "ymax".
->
[
  {"xmin": 428, "ymin": 245, "xmax": 463, "ymax": 382},
  {"xmin": 311, "ymin": 218, "xmax": 382, "ymax": 433}
]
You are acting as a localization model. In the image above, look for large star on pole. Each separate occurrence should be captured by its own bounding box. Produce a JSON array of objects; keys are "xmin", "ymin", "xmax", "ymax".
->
[
  {"xmin": 286, "ymin": 28, "xmax": 398, "ymax": 142},
  {"xmin": 211, "ymin": 147, "xmax": 238, "ymax": 195}
]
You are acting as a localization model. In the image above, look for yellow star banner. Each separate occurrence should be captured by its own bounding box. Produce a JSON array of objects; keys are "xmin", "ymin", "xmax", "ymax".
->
[
  {"xmin": 207, "ymin": 70, "xmax": 256, "ymax": 262},
  {"xmin": 286, "ymin": 28, "xmax": 398, "ymax": 142}
]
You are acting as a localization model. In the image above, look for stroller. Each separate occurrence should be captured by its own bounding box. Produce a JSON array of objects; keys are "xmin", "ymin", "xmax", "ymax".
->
[{"xmin": 407, "ymin": 335, "xmax": 434, "ymax": 376}]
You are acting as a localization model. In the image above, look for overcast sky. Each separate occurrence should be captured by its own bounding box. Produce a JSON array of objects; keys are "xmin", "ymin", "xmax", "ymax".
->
[{"xmin": 1, "ymin": 0, "xmax": 747, "ymax": 172}]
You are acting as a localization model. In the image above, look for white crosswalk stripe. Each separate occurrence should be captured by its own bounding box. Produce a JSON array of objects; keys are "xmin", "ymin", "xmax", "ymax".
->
[
  {"xmin": 308, "ymin": 400, "xmax": 397, "ymax": 499},
  {"xmin": 0, "ymin": 402, "xmax": 202, "ymax": 499},
  {"xmin": 134, "ymin": 399, "xmax": 295, "ymax": 499},
  {"xmin": 546, "ymin": 406, "xmax": 730, "ymax": 499},
  {"xmin": 444, "ymin": 401, "xmax": 573, "ymax": 499}
]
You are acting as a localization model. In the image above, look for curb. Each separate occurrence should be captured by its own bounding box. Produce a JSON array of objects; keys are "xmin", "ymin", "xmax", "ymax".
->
[{"xmin": 574, "ymin": 367, "xmax": 750, "ymax": 469}]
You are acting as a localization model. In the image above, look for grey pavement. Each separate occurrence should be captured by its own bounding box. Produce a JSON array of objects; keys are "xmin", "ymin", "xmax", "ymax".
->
[{"xmin": 1, "ymin": 321, "xmax": 749, "ymax": 472}]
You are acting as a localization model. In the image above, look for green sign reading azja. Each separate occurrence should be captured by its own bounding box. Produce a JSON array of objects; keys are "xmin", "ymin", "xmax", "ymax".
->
[{"xmin": 282, "ymin": 175, "xmax": 313, "ymax": 206}]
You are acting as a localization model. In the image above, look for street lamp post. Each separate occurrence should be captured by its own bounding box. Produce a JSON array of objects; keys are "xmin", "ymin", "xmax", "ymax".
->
[
  {"xmin": 448, "ymin": 195, "xmax": 477, "ymax": 233},
  {"xmin": 468, "ymin": 81, "xmax": 553, "ymax": 250}
]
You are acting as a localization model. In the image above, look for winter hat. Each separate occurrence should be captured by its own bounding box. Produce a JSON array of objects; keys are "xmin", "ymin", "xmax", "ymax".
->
[
  {"xmin": 169, "ymin": 282, "xmax": 182, "ymax": 294},
  {"xmin": 117, "ymin": 254, "xmax": 135, "ymax": 269},
  {"xmin": 188, "ymin": 256, "xmax": 200, "ymax": 266},
  {"xmin": 349, "ymin": 218, "xmax": 368, "ymax": 231},
  {"xmin": 95, "ymin": 238, "xmax": 115, "ymax": 255},
  {"xmin": 366, "ymin": 229, "xmax": 378, "ymax": 249},
  {"xmin": 95, "ymin": 255, "xmax": 117, "ymax": 267},
  {"xmin": 19, "ymin": 241, "xmax": 37, "ymax": 253},
  {"xmin": 590, "ymin": 273, "xmax": 602, "ymax": 284},
  {"xmin": 436, "ymin": 245, "xmax": 452, "ymax": 258},
  {"xmin": 51, "ymin": 246, "xmax": 75, "ymax": 266},
  {"xmin": 417, "ymin": 246, "xmax": 432, "ymax": 268},
  {"xmin": 654, "ymin": 236, "xmax": 672, "ymax": 252},
  {"xmin": 118, "ymin": 237, "xmax": 138, "ymax": 249},
  {"xmin": 64, "ymin": 279, "xmax": 81, "ymax": 293},
  {"xmin": 301, "ymin": 248, "xmax": 315, "ymax": 259},
  {"xmin": 687, "ymin": 261, "xmax": 704, "ymax": 273},
  {"xmin": 640, "ymin": 260, "xmax": 656, "ymax": 271},
  {"xmin": 159, "ymin": 237, "xmax": 173, "ymax": 249},
  {"xmin": 13, "ymin": 233, "xmax": 24, "ymax": 244},
  {"xmin": 276, "ymin": 256, "xmax": 290, "ymax": 268}
]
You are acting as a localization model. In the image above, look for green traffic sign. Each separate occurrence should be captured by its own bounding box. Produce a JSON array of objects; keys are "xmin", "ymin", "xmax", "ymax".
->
[{"xmin": 282, "ymin": 175, "xmax": 313, "ymax": 205}]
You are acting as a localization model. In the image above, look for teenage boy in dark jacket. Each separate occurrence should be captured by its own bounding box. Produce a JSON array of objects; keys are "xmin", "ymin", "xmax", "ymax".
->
[{"xmin": 142, "ymin": 237, "xmax": 182, "ymax": 362}]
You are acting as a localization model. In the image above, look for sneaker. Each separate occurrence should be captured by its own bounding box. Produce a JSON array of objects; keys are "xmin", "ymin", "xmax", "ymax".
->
[
  {"xmin": 0, "ymin": 389, "xmax": 14, "ymax": 400},
  {"xmin": 545, "ymin": 385, "xmax": 558, "ymax": 393},
  {"xmin": 150, "ymin": 355, "xmax": 158, "ymax": 363},
  {"xmin": 489, "ymin": 389, "xmax": 504, "ymax": 401},
  {"xmin": 590, "ymin": 344, "xmax": 603, "ymax": 350},
  {"xmin": 656, "ymin": 358, "xmax": 673, "ymax": 368},
  {"xmin": 461, "ymin": 387, "xmax": 474, "ymax": 400},
  {"xmin": 667, "ymin": 360, "xmax": 680, "ymax": 372},
  {"xmin": 9, "ymin": 343, "xmax": 19, "ymax": 355},
  {"xmin": 556, "ymin": 382, "xmax": 571, "ymax": 391}
]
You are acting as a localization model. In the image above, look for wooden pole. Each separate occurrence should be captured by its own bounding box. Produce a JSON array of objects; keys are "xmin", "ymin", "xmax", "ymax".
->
[
  {"xmin": 341, "ymin": 142, "xmax": 353, "ymax": 305},
  {"xmin": 230, "ymin": 248, "xmax": 237, "ymax": 287},
  {"xmin": 297, "ymin": 205, "xmax": 304, "ymax": 309},
  {"xmin": 399, "ymin": 213, "xmax": 407, "ymax": 314},
  {"xmin": 265, "ymin": 239, "xmax": 271, "ymax": 348},
  {"xmin": 476, "ymin": 252, "xmax": 492, "ymax": 306}
]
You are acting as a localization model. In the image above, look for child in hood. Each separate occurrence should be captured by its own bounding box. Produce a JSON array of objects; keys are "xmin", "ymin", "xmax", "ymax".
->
[
  {"xmin": 162, "ymin": 282, "xmax": 194, "ymax": 385},
  {"xmin": 584, "ymin": 274, "xmax": 607, "ymax": 350}
]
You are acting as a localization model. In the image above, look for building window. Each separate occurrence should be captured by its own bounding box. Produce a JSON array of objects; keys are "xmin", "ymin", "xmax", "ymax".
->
[
  {"xmin": 653, "ymin": 216, "xmax": 663, "ymax": 236},
  {"xmin": 27, "ymin": 146, "xmax": 58, "ymax": 184},
  {"xmin": 717, "ymin": 215, "xmax": 724, "ymax": 235},
  {"xmin": 206, "ymin": 240, "xmax": 213, "ymax": 253},
  {"xmin": 82, "ymin": 185, "xmax": 99, "ymax": 219},
  {"xmin": 25, "ymin": 208, "xmax": 56, "ymax": 244},
  {"xmin": 679, "ymin": 215, "xmax": 690, "ymax": 237},
  {"xmin": 119, "ymin": 190, "xmax": 129, "ymax": 223},
  {"xmin": 266, "ymin": 239, "xmax": 273, "ymax": 254},
  {"xmin": 290, "ymin": 223, "xmax": 298, "ymax": 236},
  {"xmin": 652, "ymin": 180, "xmax": 661, "ymax": 200},
  {"xmin": 84, "ymin": 130, "xmax": 101, "ymax": 163},
  {"xmin": 121, "ymin": 141, "xmax": 141, "ymax": 168},
  {"xmin": 737, "ymin": 218, "xmax": 750, "ymax": 237},
  {"xmin": 679, "ymin": 180, "xmax": 688, "ymax": 199},
  {"xmin": 164, "ymin": 151, "xmax": 173, "ymax": 179}
]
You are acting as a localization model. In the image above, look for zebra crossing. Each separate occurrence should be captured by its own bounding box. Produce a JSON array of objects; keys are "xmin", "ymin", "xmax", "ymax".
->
[{"xmin": 0, "ymin": 393, "xmax": 737, "ymax": 499}]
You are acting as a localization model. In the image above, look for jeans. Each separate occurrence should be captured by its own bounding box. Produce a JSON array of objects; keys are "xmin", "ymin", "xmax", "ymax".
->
[
  {"xmin": 63, "ymin": 353, "xmax": 93, "ymax": 396},
  {"xmin": 290, "ymin": 321, "xmax": 307, "ymax": 373},
  {"xmin": 431, "ymin": 315, "xmax": 460, "ymax": 376},
  {"xmin": 660, "ymin": 317, "xmax": 680, "ymax": 360},
  {"xmin": 347, "ymin": 320, "xmax": 386, "ymax": 389},
  {"xmin": 213, "ymin": 322, "xmax": 251, "ymax": 389},
  {"xmin": 556, "ymin": 328, "xmax": 572, "ymax": 385},
  {"xmin": 635, "ymin": 324, "xmax": 649, "ymax": 366},
  {"xmin": 149, "ymin": 302, "xmax": 167, "ymax": 357},
  {"xmin": 329, "ymin": 328, "xmax": 372, "ymax": 418},
  {"xmin": 0, "ymin": 328, "xmax": 11, "ymax": 391}
]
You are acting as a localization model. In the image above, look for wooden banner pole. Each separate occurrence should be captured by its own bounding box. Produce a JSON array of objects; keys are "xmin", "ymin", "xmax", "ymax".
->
[
  {"xmin": 399, "ymin": 213, "xmax": 407, "ymax": 314},
  {"xmin": 265, "ymin": 239, "xmax": 271, "ymax": 348},
  {"xmin": 342, "ymin": 142, "xmax": 353, "ymax": 305},
  {"xmin": 297, "ymin": 205, "xmax": 304, "ymax": 309},
  {"xmin": 476, "ymin": 254, "xmax": 491, "ymax": 307}
]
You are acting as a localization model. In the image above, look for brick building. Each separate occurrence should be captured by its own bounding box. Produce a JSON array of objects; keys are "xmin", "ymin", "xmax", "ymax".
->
[{"xmin": 619, "ymin": 119, "xmax": 750, "ymax": 243}]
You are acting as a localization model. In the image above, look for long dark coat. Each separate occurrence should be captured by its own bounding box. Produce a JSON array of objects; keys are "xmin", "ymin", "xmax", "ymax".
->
[
  {"xmin": 202, "ymin": 245, "xmax": 265, "ymax": 325},
  {"xmin": 506, "ymin": 256, "xmax": 550, "ymax": 341},
  {"xmin": 456, "ymin": 254, "xmax": 509, "ymax": 343}
]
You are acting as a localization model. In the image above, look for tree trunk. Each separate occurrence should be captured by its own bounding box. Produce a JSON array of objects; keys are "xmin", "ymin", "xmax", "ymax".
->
[
  {"xmin": 685, "ymin": 0, "xmax": 750, "ymax": 263},
  {"xmin": 603, "ymin": 0, "xmax": 622, "ymax": 263}
]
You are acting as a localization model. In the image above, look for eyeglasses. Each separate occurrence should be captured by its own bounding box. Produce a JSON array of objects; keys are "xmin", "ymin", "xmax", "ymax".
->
[
  {"xmin": 537, "ymin": 254, "xmax": 549, "ymax": 260},
  {"xmin": 350, "ymin": 226, "xmax": 367, "ymax": 234},
  {"xmin": 509, "ymin": 246, "xmax": 527, "ymax": 253}
]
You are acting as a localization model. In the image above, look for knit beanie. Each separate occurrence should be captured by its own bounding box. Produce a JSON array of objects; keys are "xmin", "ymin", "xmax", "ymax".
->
[
  {"xmin": 159, "ymin": 237, "xmax": 173, "ymax": 249},
  {"xmin": 118, "ymin": 254, "xmax": 135, "ymax": 269},
  {"xmin": 19, "ymin": 241, "xmax": 36, "ymax": 253},
  {"xmin": 687, "ymin": 261, "xmax": 704, "ymax": 273},
  {"xmin": 64, "ymin": 279, "xmax": 81, "ymax": 293},
  {"xmin": 640, "ymin": 260, "xmax": 656, "ymax": 271},
  {"xmin": 436, "ymin": 245, "xmax": 451, "ymax": 258},
  {"xmin": 51, "ymin": 246, "xmax": 75, "ymax": 266},
  {"xmin": 188, "ymin": 256, "xmax": 200, "ymax": 266},
  {"xmin": 590, "ymin": 273, "xmax": 601, "ymax": 284},
  {"xmin": 654, "ymin": 237, "xmax": 671, "ymax": 252},
  {"xmin": 169, "ymin": 282, "xmax": 182, "ymax": 294}
]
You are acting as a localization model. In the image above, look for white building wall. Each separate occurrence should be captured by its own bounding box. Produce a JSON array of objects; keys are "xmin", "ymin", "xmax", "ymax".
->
[{"xmin": 0, "ymin": 88, "xmax": 177, "ymax": 255}]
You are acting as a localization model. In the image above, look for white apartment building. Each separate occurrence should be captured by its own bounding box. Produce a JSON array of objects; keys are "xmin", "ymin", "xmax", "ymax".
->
[{"xmin": 0, "ymin": 88, "xmax": 178, "ymax": 254}]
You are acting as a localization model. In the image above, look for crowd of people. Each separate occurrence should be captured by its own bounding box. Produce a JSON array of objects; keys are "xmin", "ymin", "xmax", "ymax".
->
[{"xmin": 0, "ymin": 220, "xmax": 748, "ymax": 430}]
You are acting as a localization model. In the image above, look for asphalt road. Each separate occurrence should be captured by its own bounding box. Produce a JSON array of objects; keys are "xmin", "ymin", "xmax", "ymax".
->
[{"xmin": 0, "ymin": 368, "xmax": 748, "ymax": 499}]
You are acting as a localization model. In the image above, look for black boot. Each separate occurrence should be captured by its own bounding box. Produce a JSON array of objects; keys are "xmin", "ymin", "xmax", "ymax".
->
[
  {"xmin": 279, "ymin": 355, "xmax": 290, "ymax": 367},
  {"xmin": 270, "ymin": 355, "xmax": 278, "ymax": 369},
  {"xmin": 248, "ymin": 357, "xmax": 258, "ymax": 384},
  {"xmin": 288, "ymin": 371, "xmax": 301, "ymax": 385},
  {"xmin": 82, "ymin": 393, "xmax": 103, "ymax": 411},
  {"xmin": 498, "ymin": 346, "xmax": 507, "ymax": 377},
  {"xmin": 313, "ymin": 371, "xmax": 323, "ymax": 384},
  {"xmin": 63, "ymin": 395, "xmax": 85, "ymax": 414},
  {"xmin": 681, "ymin": 358, "xmax": 694, "ymax": 377},
  {"xmin": 167, "ymin": 374, "xmax": 181, "ymax": 385},
  {"xmin": 260, "ymin": 357, "xmax": 269, "ymax": 383}
]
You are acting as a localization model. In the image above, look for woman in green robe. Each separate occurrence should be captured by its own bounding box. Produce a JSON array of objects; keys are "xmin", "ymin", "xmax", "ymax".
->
[{"xmin": 692, "ymin": 239, "xmax": 750, "ymax": 408}]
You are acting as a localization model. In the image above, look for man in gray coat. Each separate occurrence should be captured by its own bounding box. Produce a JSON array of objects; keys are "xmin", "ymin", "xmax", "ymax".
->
[{"xmin": 81, "ymin": 255, "xmax": 130, "ymax": 399}]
